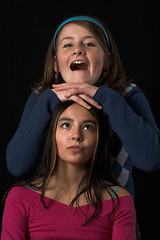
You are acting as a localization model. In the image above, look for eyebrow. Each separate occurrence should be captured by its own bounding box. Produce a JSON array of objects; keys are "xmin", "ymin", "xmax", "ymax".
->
[
  {"xmin": 59, "ymin": 117, "xmax": 96, "ymax": 125},
  {"xmin": 60, "ymin": 35, "xmax": 95, "ymax": 44},
  {"xmin": 59, "ymin": 117, "xmax": 73, "ymax": 122}
]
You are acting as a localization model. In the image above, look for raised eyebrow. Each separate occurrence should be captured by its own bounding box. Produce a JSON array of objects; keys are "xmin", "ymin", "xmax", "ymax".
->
[
  {"xmin": 83, "ymin": 36, "xmax": 95, "ymax": 40},
  {"xmin": 60, "ymin": 35, "xmax": 95, "ymax": 44},
  {"xmin": 59, "ymin": 117, "xmax": 73, "ymax": 122},
  {"xmin": 83, "ymin": 120, "xmax": 97, "ymax": 125},
  {"xmin": 58, "ymin": 118, "xmax": 96, "ymax": 125},
  {"xmin": 60, "ymin": 36, "xmax": 74, "ymax": 44}
]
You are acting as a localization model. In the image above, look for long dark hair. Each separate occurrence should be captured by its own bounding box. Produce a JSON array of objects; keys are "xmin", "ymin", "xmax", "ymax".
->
[
  {"xmin": 32, "ymin": 16, "xmax": 132, "ymax": 96},
  {"xmin": 15, "ymin": 101, "xmax": 119, "ymax": 225}
]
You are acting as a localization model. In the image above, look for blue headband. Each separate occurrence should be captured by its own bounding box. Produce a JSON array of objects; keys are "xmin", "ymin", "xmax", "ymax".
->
[{"xmin": 53, "ymin": 16, "xmax": 110, "ymax": 51}]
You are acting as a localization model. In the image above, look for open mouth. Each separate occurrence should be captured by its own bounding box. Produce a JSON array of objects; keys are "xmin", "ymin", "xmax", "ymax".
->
[{"xmin": 70, "ymin": 60, "xmax": 88, "ymax": 71}]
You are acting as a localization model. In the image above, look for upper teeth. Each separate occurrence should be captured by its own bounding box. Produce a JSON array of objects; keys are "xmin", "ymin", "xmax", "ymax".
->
[{"xmin": 73, "ymin": 61, "xmax": 84, "ymax": 64}]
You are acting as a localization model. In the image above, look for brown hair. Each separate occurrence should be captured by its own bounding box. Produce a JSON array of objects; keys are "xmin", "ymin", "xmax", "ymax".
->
[
  {"xmin": 33, "ymin": 16, "xmax": 131, "ymax": 96},
  {"xmin": 13, "ymin": 101, "xmax": 119, "ymax": 225}
]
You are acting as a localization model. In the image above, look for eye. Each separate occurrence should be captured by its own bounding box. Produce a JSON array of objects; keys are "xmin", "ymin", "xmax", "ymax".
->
[
  {"xmin": 84, "ymin": 42, "xmax": 95, "ymax": 47},
  {"xmin": 63, "ymin": 43, "xmax": 72, "ymax": 48},
  {"xmin": 60, "ymin": 122, "xmax": 71, "ymax": 129},
  {"xmin": 83, "ymin": 124, "xmax": 94, "ymax": 131}
]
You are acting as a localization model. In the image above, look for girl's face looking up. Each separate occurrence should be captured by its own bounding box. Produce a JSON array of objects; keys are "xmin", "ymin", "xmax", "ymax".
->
[
  {"xmin": 55, "ymin": 23, "xmax": 106, "ymax": 85},
  {"xmin": 56, "ymin": 103, "xmax": 98, "ymax": 166}
]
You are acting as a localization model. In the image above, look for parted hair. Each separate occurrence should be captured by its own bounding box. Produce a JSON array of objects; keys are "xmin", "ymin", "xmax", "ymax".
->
[{"xmin": 17, "ymin": 101, "xmax": 119, "ymax": 225}]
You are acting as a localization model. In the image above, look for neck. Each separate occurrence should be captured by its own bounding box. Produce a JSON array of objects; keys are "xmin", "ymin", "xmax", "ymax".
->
[
  {"xmin": 53, "ymin": 160, "xmax": 87, "ymax": 191},
  {"xmin": 44, "ymin": 160, "xmax": 88, "ymax": 205}
]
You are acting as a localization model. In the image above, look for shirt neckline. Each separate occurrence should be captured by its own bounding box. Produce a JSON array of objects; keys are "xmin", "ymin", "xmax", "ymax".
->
[{"xmin": 24, "ymin": 186, "xmax": 131, "ymax": 209}]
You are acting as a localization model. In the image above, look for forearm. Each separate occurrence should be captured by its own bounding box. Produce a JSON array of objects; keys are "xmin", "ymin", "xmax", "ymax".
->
[
  {"xmin": 94, "ymin": 85, "xmax": 160, "ymax": 171},
  {"xmin": 6, "ymin": 89, "xmax": 60, "ymax": 177}
]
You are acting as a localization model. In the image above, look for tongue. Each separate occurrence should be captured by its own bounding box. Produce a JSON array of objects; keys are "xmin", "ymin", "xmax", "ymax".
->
[{"xmin": 71, "ymin": 63, "xmax": 87, "ymax": 71}]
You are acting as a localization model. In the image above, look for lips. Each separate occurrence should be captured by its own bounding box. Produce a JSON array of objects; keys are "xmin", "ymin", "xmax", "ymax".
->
[
  {"xmin": 70, "ymin": 60, "xmax": 88, "ymax": 71},
  {"xmin": 68, "ymin": 145, "xmax": 83, "ymax": 152}
]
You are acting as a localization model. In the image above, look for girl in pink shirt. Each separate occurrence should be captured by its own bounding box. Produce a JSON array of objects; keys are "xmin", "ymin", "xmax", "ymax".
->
[{"xmin": 1, "ymin": 101, "xmax": 136, "ymax": 239}]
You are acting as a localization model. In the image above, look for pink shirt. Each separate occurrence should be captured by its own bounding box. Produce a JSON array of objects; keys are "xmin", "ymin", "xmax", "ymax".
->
[{"xmin": 1, "ymin": 186, "xmax": 136, "ymax": 239}]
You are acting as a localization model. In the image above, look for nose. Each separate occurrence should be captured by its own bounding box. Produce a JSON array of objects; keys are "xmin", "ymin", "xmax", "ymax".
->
[
  {"xmin": 72, "ymin": 45, "xmax": 86, "ymax": 56},
  {"xmin": 71, "ymin": 127, "xmax": 83, "ymax": 142}
]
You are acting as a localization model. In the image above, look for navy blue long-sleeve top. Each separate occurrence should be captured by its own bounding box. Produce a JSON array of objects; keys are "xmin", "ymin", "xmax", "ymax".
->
[{"xmin": 6, "ymin": 84, "xmax": 160, "ymax": 197}]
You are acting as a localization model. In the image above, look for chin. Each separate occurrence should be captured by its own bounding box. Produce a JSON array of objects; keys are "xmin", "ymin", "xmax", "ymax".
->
[{"xmin": 67, "ymin": 73, "xmax": 90, "ymax": 83}]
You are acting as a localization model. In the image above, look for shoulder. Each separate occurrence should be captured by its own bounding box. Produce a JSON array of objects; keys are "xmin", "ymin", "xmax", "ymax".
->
[
  {"xmin": 123, "ymin": 83, "xmax": 137, "ymax": 95},
  {"xmin": 102, "ymin": 185, "xmax": 130, "ymax": 201},
  {"xmin": 6, "ymin": 186, "xmax": 28, "ymax": 201},
  {"xmin": 113, "ymin": 187, "xmax": 135, "ymax": 213},
  {"xmin": 110, "ymin": 187, "xmax": 135, "ymax": 215},
  {"xmin": 4, "ymin": 186, "xmax": 30, "ymax": 213},
  {"xmin": 115, "ymin": 186, "xmax": 131, "ymax": 198},
  {"xmin": 3, "ymin": 186, "xmax": 33, "ymax": 221},
  {"xmin": 123, "ymin": 83, "xmax": 145, "ymax": 99},
  {"xmin": 5, "ymin": 186, "xmax": 43, "ymax": 210}
]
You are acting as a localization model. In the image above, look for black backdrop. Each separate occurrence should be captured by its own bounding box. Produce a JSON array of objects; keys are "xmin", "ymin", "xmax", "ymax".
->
[{"xmin": 1, "ymin": 1, "xmax": 160, "ymax": 239}]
